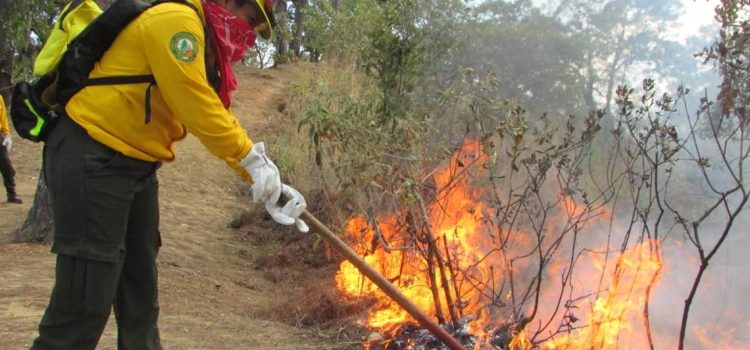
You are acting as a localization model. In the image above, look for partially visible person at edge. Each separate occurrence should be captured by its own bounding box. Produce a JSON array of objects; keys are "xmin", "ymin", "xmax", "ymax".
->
[
  {"xmin": 0, "ymin": 95, "xmax": 22, "ymax": 204},
  {"xmin": 30, "ymin": 0, "xmax": 309, "ymax": 348}
]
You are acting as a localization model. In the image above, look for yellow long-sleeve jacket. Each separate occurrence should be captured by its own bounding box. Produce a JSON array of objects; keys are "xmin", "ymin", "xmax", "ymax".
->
[
  {"xmin": 65, "ymin": 0, "xmax": 254, "ymax": 182},
  {"xmin": 0, "ymin": 96, "xmax": 9, "ymax": 136}
]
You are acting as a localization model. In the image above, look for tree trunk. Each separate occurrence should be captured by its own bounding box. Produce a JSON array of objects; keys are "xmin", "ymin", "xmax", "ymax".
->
[
  {"xmin": 289, "ymin": 0, "xmax": 307, "ymax": 58},
  {"xmin": 275, "ymin": 26, "xmax": 288, "ymax": 64},
  {"xmin": 583, "ymin": 54, "xmax": 596, "ymax": 112},
  {"xmin": 604, "ymin": 28, "xmax": 626, "ymax": 115},
  {"xmin": 0, "ymin": 43, "xmax": 13, "ymax": 101},
  {"xmin": 309, "ymin": 48, "xmax": 320, "ymax": 63},
  {"xmin": 13, "ymin": 173, "xmax": 54, "ymax": 244}
]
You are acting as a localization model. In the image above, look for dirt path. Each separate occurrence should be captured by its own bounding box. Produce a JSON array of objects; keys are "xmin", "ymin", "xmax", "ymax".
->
[{"xmin": 0, "ymin": 64, "xmax": 355, "ymax": 349}]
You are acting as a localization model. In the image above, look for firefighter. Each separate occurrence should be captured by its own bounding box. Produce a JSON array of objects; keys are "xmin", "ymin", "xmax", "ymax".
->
[
  {"xmin": 30, "ymin": 0, "xmax": 307, "ymax": 348},
  {"xmin": 0, "ymin": 95, "xmax": 22, "ymax": 204}
]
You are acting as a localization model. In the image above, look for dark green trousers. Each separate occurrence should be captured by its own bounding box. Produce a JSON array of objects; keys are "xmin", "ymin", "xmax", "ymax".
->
[
  {"xmin": 32, "ymin": 116, "xmax": 163, "ymax": 350},
  {"xmin": 0, "ymin": 137, "xmax": 16, "ymax": 197}
]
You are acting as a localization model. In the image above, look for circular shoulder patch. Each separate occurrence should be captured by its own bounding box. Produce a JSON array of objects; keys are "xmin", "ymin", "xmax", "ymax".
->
[{"xmin": 170, "ymin": 31, "xmax": 199, "ymax": 63}]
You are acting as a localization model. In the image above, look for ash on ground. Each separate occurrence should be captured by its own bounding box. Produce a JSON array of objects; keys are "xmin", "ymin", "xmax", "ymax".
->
[{"xmin": 371, "ymin": 317, "xmax": 522, "ymax": 350}]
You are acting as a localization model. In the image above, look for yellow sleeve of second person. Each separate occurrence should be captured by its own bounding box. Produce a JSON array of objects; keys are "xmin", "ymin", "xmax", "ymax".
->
[
  {"xmin": 138, "ymin": 6, "xmax": 254, "ymax": 183},
  {"xmin": 0, "ymin": 96, "xmax": 9, "ymax": 136}
]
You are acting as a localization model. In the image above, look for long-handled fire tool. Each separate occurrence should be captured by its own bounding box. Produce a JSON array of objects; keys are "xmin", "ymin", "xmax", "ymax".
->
[{"xmin": 299, "ymin": 209, "xmax": 467, "ymax": 350}]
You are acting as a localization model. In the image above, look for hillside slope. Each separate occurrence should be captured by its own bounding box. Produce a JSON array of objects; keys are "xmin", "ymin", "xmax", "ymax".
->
[{"xmin": 0, "ymin": 63, "xmax": 353, "ymax": 349}]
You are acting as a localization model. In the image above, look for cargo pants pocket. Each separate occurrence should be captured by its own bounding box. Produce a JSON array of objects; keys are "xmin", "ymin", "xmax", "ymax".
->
[{"xmin": 52, "ymin": 254, "xmax": 121, "ymax": 315}]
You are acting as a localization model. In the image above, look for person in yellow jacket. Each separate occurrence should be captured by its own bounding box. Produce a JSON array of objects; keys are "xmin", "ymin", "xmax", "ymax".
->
[
  {"xmin": 30, "ymin": 0, "xmax": 307, "ymax": 348},
  {"xmin": 0, "ymin": 95, "xmax": 22, "ymax": 204}
]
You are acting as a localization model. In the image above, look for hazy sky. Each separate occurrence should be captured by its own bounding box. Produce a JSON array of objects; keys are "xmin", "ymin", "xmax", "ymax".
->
[
  {"xmin": 528, "ymin": 0, "xmax": 721, "ymax": 42},
  {"xmin": 672, "ymin": 0, "xmax": 719, "ymax": 41}
]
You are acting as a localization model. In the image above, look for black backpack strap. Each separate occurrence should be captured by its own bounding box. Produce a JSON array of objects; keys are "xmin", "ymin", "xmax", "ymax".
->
[
  {"xmin": 84, "ymin": 75, "xmax": 158, "ymax": 124},
  {"xmin": 144, "ymin": 82, "xmax": 156, "ymax": 123},
  {"xmin": 56, "ymin": 0, "xmax": 155, "ymax": 105},
  {"xmin": 86, "ymin": 74, "xmax": 157, "ymax": 124},
  {"xmin": 159, "ymin": 0, "xmax": 216, "ymax": 89},
  {"xmin": 86, "ymin": 75, "xmax": 155, "ymax": 86},
  {"xmin": 57, "ymin": 0, "xmax": 207, "ymax": 124},
  {"xmin": 203, "ymin": 21, "xmax": 221, "ymax": 93}
]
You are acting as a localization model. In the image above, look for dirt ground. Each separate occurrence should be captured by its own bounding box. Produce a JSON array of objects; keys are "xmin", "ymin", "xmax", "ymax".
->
[{"xmin": 0, "ymin": 64, "xmax": 364, "ymax": 350}]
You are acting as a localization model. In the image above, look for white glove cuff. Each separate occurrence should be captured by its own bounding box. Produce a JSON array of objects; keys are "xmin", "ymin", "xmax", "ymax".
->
[
  {"xmin": 241, "ymin": 142, "xmax": 282, "ymax": 203},
  {"xmin": 240, "ymin": 142, "xmax": 268, "ymax": 169}
]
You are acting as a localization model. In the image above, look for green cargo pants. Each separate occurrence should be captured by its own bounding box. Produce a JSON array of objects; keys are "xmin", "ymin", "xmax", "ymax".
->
[
  {"xmin": 31, "ymin": 115, "xmax": 163, "ymax": 350},
  {"xmin": 0, "ymin": 137, "xmax": 18, "ymax": 198}
]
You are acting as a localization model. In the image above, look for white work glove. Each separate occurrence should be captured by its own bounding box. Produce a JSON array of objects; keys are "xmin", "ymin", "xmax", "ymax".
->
[
  {"xmin": 2, "ymin": 135, "xmax": 11, "ymax": 152},
  {"xmin": 266, "ymin": 184, "xmax": 309, "ymax": 233},
  {"xmin": 241, "ymin": 142, "xmax": 308, "ymax": 232},
  {"xmin": 240, "ymin": 142, "xmax": 282, "ymax": 204}
]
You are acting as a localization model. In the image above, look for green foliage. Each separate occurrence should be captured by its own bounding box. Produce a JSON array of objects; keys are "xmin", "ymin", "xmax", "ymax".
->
[
  {"xmin": 0, "ymin": 0, "xmax": 59, "ymax": 81},
  {"xmin": 699, "ymin": 0, "xmax": 750, "ymax": 128},
  {"xmin": 303, "ymin": 0, "xmax": 380, "ymax": 61},
  {"xmin": 267, "ymin": 135, "xmax": 297, "ymax": 178},
  {"xmin": 293, "ymin": 0, "xmax": 472, "ymax": 213},
  {"xmin": 463, "ymin": 1, "xmax": 590, "ymax": 117},
  {"xmin": 461, "ymin": 0, "xmax": 699, "ymax": 121},
  {"xmin": 268, "ymin": 9, "xmax": 294, "ymax": 64},
  {"xmin": 292, "ymin": 68, "xmax": 387, "ymax": 195}
]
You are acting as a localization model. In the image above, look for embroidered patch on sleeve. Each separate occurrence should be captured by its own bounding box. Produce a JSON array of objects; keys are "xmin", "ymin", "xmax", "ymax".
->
[{"xmin": 170, "ymin": 31, "xmax": 199, "ymax": 63}]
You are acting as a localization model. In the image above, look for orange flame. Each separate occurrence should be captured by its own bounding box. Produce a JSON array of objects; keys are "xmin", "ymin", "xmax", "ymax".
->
[
  {"xmin": 539, "ymin": 241, "xmax": 662, "ymax": 349},
  {"xmin": 336, "ymin": 139, "xmax": 498, "ymax": 335},
  {"xmin": 334, "ymin": 138, "xmax": 744, "ymax": 349}
]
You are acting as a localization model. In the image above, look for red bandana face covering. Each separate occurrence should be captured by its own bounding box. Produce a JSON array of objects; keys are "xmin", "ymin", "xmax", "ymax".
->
[{"xmin": 202, "ymin": 0, "xmax": 256, "ymax": 108}]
